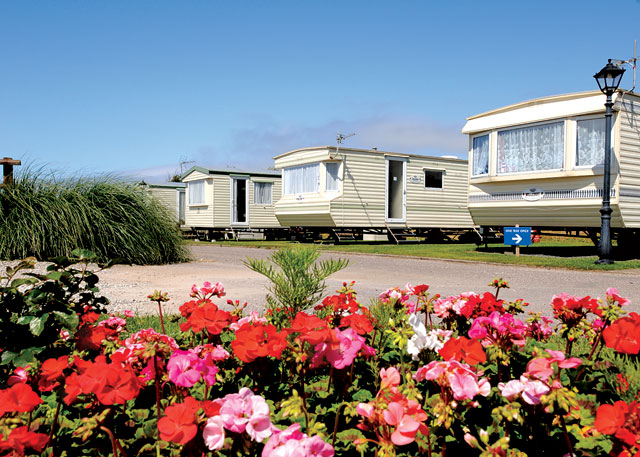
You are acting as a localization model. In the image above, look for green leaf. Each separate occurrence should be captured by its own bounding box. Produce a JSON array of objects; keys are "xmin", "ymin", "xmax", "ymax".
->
[
  {"xmin": 29, "ymin": 313, "xmax": 49, "ymax": 336},
  {"xmin": 16, "ymin": 315, "xmax": 35, "ymax": 325},
  {"xmin": 53, "ymin": 310, "xmax": 79, "ymax": 330},
  {"xmin": 71, "ymin": 249, "xmax": 96, "ymax": 261},
  {"xmin": 45, "ymin": 271, "xmax": 64, "ymax": 281},
  {"xmin": 10, "ymin": 277, "xmax": 38, "ymax": 288},
  {"xmin": 351, "ymin": 389, "xmax": 373, "ymax": 403}
]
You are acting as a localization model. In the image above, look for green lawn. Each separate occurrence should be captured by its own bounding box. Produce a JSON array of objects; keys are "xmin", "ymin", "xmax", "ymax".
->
[{"xmin": 189, "ymin": 237, "xmax": 640, "ymax": 271}]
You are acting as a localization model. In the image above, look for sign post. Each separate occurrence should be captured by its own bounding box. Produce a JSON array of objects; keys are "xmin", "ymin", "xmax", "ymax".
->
[{"xmin": 504, "ymin": 226, "xmax": 532, "ymax": 256}]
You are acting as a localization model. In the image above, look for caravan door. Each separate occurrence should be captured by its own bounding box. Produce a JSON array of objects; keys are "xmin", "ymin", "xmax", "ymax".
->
[
  {"xmin": 231, "ymin": 177, "xmax": 248, "ymax": 225},
  {"xmin": 385, "ymin": 158, "xmax": 406, "ymax": 222}
]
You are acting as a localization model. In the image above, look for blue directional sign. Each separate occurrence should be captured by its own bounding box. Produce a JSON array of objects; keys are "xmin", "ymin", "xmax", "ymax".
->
[{"xmin": 504, "ymin": 227, "xmax": 532, "ymax": 246}]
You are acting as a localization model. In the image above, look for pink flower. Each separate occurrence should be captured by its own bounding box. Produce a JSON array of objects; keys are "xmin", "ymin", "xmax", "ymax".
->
[
  {"xmin": 303, "ymin": 435, "xmax": 334, "ymax": 457},
  {"xmin": 229, "ymin": 311, "xmax": 268, "ymax": 331},
  {"xmin": 383, "ymin": 402, "xmax": 420, "ymax": 445},
  {"xmin": 167, "ymin": 350, "xmax": 202, "ymax": 387},
  {"xmin": 356, "ymin": 403, "xmax": 374, "ymax": 419},
  {"xmin": 606, "ymin": 288, "xmax": 630, "ymax": 307},
  {"xmin": 521, "ymin": 379, "xmax": 550, "ymax": 405},
  {"xmin": 380, "ymin": 367, "xmax": 401, "ymax": 389},
  {"xmin": 415, "ymin": 360, "xmax": 490, "ymax": 402},
  {"xmin": 312, "ymin": 328, "xmax": 374, "ymax": 370},
  {"xmin": 203, "ymin": 415, "xmax": 225, "ymax": 450},
  {"xmin": 8, "ymin": 367, "xmax": 29, "ymax": 386},
  {"xmin": 218, "ymin": 387, "xmax": 272, "ymax": 442},
  {"xmin": 124, "ymin": 310, "xmax": 135, "ymax": 318},
  {"xmin": 498, "ymin": 379, "xmax": 524, "ymax": 400},
  {"xmin": 191, "ymin": 281, "xmax": 226, "ymax": 298},
  {"xmin": 262, "ymin": 423, "xmax": 334, "ymax": 457}
]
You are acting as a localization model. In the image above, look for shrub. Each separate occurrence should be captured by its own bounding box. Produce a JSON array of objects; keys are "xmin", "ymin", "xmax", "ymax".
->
[
  {"xmin": 244, "ymin": 245, "xmax": 348, "ymax": 322},
  {"xmin": 0, "ymin": 167, "xmax": 190, "ymax": 264}
]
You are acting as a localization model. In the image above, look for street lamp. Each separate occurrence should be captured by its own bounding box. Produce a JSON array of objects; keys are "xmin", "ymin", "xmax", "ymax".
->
[{"xmin": 593, "ymin": 59, "xmax": 625, "ymax": 264}]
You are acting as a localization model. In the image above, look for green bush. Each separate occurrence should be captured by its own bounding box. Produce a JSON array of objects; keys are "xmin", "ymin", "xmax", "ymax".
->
[{"xmin": 0, "ymin": 168, "xmax": 190, "ymax": 264}]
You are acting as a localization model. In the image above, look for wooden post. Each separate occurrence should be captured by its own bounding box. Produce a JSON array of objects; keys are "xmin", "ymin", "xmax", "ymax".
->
[
  {"xmin": 0, "ymin": 157, "xmax": 21, "ymax": 186},
  {"xmin": 515, "ymin": 224, "xmax": 520, "ymax": 257}
]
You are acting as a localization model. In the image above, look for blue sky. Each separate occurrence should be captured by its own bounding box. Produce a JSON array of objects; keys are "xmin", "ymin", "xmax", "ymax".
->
[{"xmin": 1, "ymin": 1, "xmax": 639, "ymax": 182}]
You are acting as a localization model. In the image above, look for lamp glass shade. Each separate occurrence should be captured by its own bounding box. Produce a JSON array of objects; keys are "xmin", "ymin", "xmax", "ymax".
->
[{"xmin": 594, "ymin": 59, "xmax": 625, "ymax": 93}]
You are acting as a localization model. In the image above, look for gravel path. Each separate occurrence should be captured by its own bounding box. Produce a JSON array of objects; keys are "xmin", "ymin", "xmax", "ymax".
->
[{"xmin": 4, "ymin": 245, "xmax": 639, "ymax": 316}]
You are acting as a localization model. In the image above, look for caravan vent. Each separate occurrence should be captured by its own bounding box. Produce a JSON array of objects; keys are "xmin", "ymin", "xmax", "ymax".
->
[{"xmin": 468, "ymin": 188, "xmax": 615, "ymax": 202}]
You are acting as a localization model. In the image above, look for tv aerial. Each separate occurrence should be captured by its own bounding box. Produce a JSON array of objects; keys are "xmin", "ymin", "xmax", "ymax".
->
[{"xmin": 337, "ymin": 131, "xmax": 356, "ymax": 144}]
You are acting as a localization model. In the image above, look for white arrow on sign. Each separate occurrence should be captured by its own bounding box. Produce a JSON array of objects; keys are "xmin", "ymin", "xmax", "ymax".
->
[{"xmin": 513, "ymin": 234, "xmax": 522, "ymax": 244}]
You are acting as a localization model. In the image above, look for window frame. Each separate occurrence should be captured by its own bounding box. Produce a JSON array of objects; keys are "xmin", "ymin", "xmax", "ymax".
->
[
  {"xmin": 283, "ymin": 162, "xmax": 320, "ymax": 195},
  {"xmin": 188, "ymin": 179, "xmax": 206, "ymax": 206},
  {"xmin": 471, "ymin": 134, "xmax": 490, "ymax": 177},
  {"xmin": 325, "ymin": 162, "xmax": 341, "ymax": 192},
  {"xmin": 423, "ymin": 168, "xmax": 445, "ymax": 190},
  {"xmin": 574, "ymin": 115, "xmax": 611, "ymax": 170},
  {"xmin": 496, "ymin": 120, "xmax": 566, "ymax": 176},
  {"xmin": 253, "ymin": 181, "xmax": 273, "ymax": 205}
]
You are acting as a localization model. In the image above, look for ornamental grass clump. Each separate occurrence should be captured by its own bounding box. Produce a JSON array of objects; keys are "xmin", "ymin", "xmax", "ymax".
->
[
  {"xmin": 3, "ymin": 257, "xmax": 640, "ymax": 457},
  {"xmin": 0, "ymin": 167, "xmax": 189, "ymax": 264}
]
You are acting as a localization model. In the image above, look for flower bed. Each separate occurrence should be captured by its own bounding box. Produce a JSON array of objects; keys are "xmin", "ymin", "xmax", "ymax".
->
[{"xmin": 1, "ymin": 255, "xmax": 639, "ymax": 456}]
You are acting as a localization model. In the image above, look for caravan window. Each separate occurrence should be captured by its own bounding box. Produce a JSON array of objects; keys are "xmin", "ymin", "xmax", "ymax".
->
[
  {"xmin": 254, "ymin": 182, "xmax": 273, "ymax": 205},
  {"xmin": 283, "ymin": 163, "xmax": 320, "ymax": 195},
  {"xmin": 325, "ymin": 162, "xmax": 340, "ymax": 191},
  {"xmin": 576, "ymin": 118, "xmax": 606, "ymax": 167},
  {"xmin": 472, "ymin": 135, "xmax": 489, "ymax": 176},
  {"xmin": 424, "ymin": 170, "xmax": 444, "ymax": 189},
  {"xmin": 188, "ymin": 180, "xmax": 205, "ymax": 205},
  {"xmin": 497, "ymin": 121, "xmax": 564, "ymax": 174}
]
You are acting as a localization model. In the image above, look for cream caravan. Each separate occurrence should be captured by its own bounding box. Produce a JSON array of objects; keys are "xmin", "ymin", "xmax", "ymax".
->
[
  {"xmin": 181, "ymin": 166, "xmax": 282, "ymax": 240},
  {"xmin": 273, "ymin": 146, "xmax": 474, "ymax": 241},
  {"xmin": 462, "ymin": 90, "xmax": 640, "ymax": 245}
]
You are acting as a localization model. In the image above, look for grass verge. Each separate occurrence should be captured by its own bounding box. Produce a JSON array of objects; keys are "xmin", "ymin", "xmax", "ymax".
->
[{"xmin": 188, "ymin": 238, "xmax": 640, "ymax": 270}]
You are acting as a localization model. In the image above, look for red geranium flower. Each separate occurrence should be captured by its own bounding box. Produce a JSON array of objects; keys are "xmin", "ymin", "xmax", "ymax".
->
[
  {"xmin": 291, "ymin": 312, "xmax": 331, "ymax": 346},
  {"xmin": 231, "ymin": 322, "xmax": 289, "ymax": 363},
  {"xmin": 180, "ymin": 301, "xmax": 233, "ymax": 335},
  {"xmin": 595, "ymin": 400, "xmax": 640, "ymax": 449},
  {"xmin": 0, "ymin": 425, "xmax": 48, "ymax": 455},
  {"xmin": 38, "ymin": 356, "xmax": 69, "ymax": 392},
  {"xmin": 0, "ymin": 383, "xmax": 43, "ymax": 417},
  {"xmin": 158, "ymin": 396, "xmax": 200, "ymax": 444},
  {"xmin": 439, "ymin": 336, "xmax": 486, "ymax": 365},
  {"xmin": 340, "ymin": 313, "xmax": 374, "ymax": 335},
  {"xmin": 603, "ymin": 313, "xmax": 640, "ymax": 355}
]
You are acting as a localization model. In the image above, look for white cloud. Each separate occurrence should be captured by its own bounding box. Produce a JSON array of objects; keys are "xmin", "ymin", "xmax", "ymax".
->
[{"xmin": 228, "ymin": 115, "xmax": 468, "ymax": 161}]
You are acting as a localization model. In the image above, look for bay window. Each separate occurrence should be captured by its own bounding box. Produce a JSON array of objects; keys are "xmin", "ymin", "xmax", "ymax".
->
[
  {"xmin": 325, "ymin": 162, "xmax": 340, "ymax": 191},
  {"xmin": 576, "ymin": 118, "xmax": 606, "ymax": 167},
  {"xmin": 497, "ymin": 121, "xmax": 564, "ymax": 174},
  {"xmin": 472, "ymin": 135, "xmax": 489, "ymax": 176},
  {"xmin": 283, "ymin": 163, "xmax": 320, "ymax": 195}
]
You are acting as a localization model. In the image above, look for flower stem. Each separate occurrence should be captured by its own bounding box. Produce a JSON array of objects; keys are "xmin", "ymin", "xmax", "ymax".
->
[{"xmin": 156, "ymin": 301, "xmax": 166, "ymax": 334}]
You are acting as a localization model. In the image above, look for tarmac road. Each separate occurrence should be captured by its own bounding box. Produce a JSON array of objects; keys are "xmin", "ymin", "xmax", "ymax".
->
[{"xmin": 96, "ymin": 244, "xmax": 640, "ymax": 317}]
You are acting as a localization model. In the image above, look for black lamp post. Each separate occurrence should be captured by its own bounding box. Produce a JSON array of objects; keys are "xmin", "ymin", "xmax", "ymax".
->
[{"xmin": 593, "ymin": 59, "xmax": 625, "ymax": 264}]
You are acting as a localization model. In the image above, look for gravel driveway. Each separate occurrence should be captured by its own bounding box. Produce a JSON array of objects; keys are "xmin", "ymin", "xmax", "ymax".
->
[{"xmin": 92, "ymin": 245, "xmax": 640, "ymax": 316}]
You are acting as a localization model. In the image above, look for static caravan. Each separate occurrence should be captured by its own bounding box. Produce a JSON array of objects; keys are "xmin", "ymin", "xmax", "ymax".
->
[
  {"xmin": 273, "ymin": 146, "xmax": 474, "ymax": 240},
  {"xmin": 181, "ymin": 166, "xmax": 282, "ymax": 239},
  {"xmin": 143, "ymin": 182, "xmax": 186, "ymax": 225},
  {"xmin": 462, "ymin": 90, "xmax": 640, "ymax": 244}
]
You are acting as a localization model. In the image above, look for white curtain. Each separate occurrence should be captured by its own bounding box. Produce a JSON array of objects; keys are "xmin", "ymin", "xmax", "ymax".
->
[
  {"xmin": 472, "ymin": 135, "xmax": 489, "ymax": 176},
  {"xmin": 283, "ymin": 163, "xmax": 320, "ymax": 194},
  {"xmin": 254, "ymin": 182, "xmax": 272, "ymax": 204},
  {"xmin": 325, "ymin": 162, "xmax": 340, "ymax": 191},
  {"xmin": 188, "ymin": 180, "xmax": 205, "ymax": 204},
  {"xmin": 576, "ymin": 118, "xmax": 606, "ymax": 167},
  {"xmin": 497, "ymin": 122, "xmax": 564, "ymax": 174}
]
